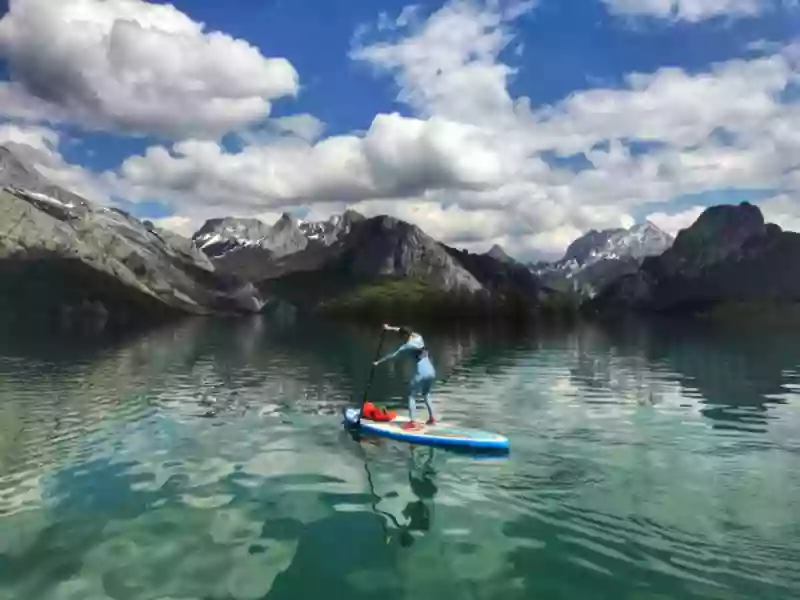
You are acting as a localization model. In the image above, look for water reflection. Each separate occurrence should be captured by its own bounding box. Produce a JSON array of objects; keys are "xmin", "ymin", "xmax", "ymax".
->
[
  {"xmin": 558, "ymin": 318, "xmax": 800, "ymax": 432},
  {"xmin": 1, "ymin": 315, "xmax": 800, "ymax": 599},
  {"xmin": 251, "ymin": 445, "xmax": 444, "ymax": 600},
  {"xmin": 366, "ymin": 445, "xmax": 438, "ymax": 548}
]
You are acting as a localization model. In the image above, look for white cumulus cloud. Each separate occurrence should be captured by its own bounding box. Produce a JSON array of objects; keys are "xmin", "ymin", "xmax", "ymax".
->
[
  {"xmin": 0, "ymin": 122, "xmax": 113, "ymax": 202},
  {"xmin": 268, "ymin": 114, "xmax": 327, "ymax": 143},
  {"xmin": 1, "ymin": 0, "xmax": 799, "ymax": 261},
  {"xmin": 0, "ymin": 122, "xmax": 60, "ymax": 153},
  {"xmin": 350, "ymin": 0, "xmax": 528, "ymax": 126},
  {"xmin": 0, "ymin": 0, "xmax": 299, "ymax": 138},
  {"xmin": 601, "ymin": 0, "xmax": 779, "ymax": 22},
  {"xmin": 108, "ymin": 0, "xmax": 800, "ymax": 259},
  {"xmin": 758, "ymin": 193, "xmax": 800, "ymax": 232},
  {"xmin": 645, "ymin": 206, "xmax": 707, "ymax": 236},
  {"xmin": 113, "ymin": 111, "xmax": 518, "ymax": 209}
]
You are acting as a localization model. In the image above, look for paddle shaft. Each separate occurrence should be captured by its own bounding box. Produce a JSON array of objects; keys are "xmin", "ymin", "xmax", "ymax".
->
[{"xmin": 357, "ymin": 328, "xmax": 386, "ymax": 425}]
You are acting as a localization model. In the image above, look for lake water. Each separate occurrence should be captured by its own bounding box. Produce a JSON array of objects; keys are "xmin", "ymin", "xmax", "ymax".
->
[{"xmin": 1, "ymin": 315, "xmax": 799, "ymax": 600}]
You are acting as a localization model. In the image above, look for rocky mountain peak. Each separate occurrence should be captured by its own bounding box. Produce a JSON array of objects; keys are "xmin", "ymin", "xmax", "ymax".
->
[
  {"xmin": 590, "ymin": 201, "xmax": 800, "ymax": 313},
  {"xmin": 194, "ymin": 216, "xmax": 270, "ymax": 239},
  {"xmin": 486, "ymin": 243, "xmax": 515, "ymax": 264},
  {"xmin": 563, "ymin": 227, "xmax": 627, "ymax": 265},
  {"xmin": 340, "ymin": 215, "xmax": 483, "ymax": 293},
  {"xmin": 671, "ymin": 202, "xmax": 765, "ymax": 257},
  {"xmin": 631, "ymin": 220, "xmax": 662, "ymax": 234},
  {"xmin": 0, "ymin": 145, "xmax": 33, "ymax": 178},
  {"xmin": 0, "ymin": 144, "xmax": 89, "ymax": 208},
  {"xmin": 656, "ymin": 202, "xmax": 768, "ymax": 276},
  {"xmin": 532, "ymin": 220, "xmax": 674, "ymax": 297},
  {"xmin": 298, "ymin": 209, "xmax": 365, "ymax": 245},
  {"xmin": 342, "ymin": 209, "xmax": 366, "ymax": 224},
  {"xmin": 570, "ymin": 221, "xmax": 673, "ymax": 264},
  {"xmin": 196, "ymin": 209, "xmax": 369, "ymax": 258},
  {"xmin": 275, "ymin": 212, "xmax": 299, "ymax": 230},
  {"xmin": 0, "ymin": 177, "xmax": 264, "ymax": 327}
]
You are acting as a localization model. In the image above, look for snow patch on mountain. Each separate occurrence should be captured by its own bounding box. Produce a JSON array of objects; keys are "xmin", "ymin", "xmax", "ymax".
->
[
  {"xmin": 531, "ymin": 221, "xmax": 674, "ymax": 296},
  {"xmin": 192, "ymin": 210, "xmax": 365, "ymax": 258},
  {"xmin": 298, "ymin": 210, "xmax": 364, "ymax": 245}
]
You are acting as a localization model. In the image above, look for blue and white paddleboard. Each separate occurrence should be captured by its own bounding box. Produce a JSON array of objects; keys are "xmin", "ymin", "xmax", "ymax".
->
[{"xmin": 342, "ymin": 407, "xmax": 509, "ymax": 452}]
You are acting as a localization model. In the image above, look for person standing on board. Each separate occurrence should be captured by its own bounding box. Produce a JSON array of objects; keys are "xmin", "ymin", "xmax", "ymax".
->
[{"xmin": 373, "ymin": 323, "xmax": 437, "ymax": 430}]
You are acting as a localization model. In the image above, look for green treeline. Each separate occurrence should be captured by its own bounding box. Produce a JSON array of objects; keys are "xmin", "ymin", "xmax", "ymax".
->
[{"xmin": 316, "ymin": 278, "xmax": 580, "ymax": 323}]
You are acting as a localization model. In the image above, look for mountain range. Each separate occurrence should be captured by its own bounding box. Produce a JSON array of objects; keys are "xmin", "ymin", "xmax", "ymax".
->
[
  {"xmin": 0, "ymin": 145, "xmax": 265, "ymax": 329},
  {"xmin": 190, "ymin": 209, "xmax": 552, "ymax": 319},
  {"xmin": 587, "ymin": 202, "xmax": 800, "ymax": 317},
  {"xmin": 187, "ymin": 202, "xmax": 800, "ymax": 322},
  {"xmin": 531, "ymin": 221, "xmax": 675, "ymax": 297},
  {"xmin": 193, "ymin": 209, "xmax": 366, "ymax": 260},
  {"xmin": 1, "ymin": 141, "xmax": 797, "ymax": 329}
]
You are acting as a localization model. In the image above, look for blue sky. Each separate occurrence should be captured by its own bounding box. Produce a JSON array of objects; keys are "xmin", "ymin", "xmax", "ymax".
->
[
  {"xmin": 0, "ymin": 0, "xmax": 798, "ymax": 259},
  {"xmin": 48, "ymin": 0, "xmax": 798, "ymax": 162}
]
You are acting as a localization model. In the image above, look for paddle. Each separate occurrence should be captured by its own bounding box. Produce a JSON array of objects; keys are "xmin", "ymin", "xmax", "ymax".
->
[{"xmin": 356, "ymin": 327, "xmax": 387, "ymax": 426}]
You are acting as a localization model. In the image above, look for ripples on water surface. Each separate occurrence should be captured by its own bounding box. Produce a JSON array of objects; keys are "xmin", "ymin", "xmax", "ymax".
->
[{"xmin": 1, "ymin": 316, "xmax": 799, "ymax": 600}]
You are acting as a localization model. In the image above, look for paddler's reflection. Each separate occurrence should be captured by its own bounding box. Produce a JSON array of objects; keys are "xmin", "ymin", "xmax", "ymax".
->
[
  {"xmin": 355, "ymin": 437, "xmax": 440, "ymax": 548},
  {"xmin": 396, "ymin": 445, "xmax": 437, "ymax": 546}
]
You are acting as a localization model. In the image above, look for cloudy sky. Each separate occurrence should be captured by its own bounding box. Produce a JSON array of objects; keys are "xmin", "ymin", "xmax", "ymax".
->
[{"xmin": 0, "ymin": 0, "xmax": 798, "ymax": 260}]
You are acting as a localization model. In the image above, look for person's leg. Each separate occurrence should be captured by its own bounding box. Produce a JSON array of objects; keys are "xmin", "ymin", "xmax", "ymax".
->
[
  {"xmin": 421, "ymin": 377, "xmax": 435, "ymax": 424},
  {"xmin": 406, "ymin": 377, "xmax": 420, "ymax": 423}
]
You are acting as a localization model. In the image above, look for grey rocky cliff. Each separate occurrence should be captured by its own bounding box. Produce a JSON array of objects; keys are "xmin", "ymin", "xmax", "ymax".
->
[
  {"xmin": 299, "ymin": 209, "xmax": 365, "ymax": 245},
  {"xmin": 564, "ymin": 228, "xmax": 626, "ymax": 264},
  {"xmin": 267, "ymin": 213, "xmax": 310, "ymax": 256},
  {"xmin": 485, "ymin": 243, "xmax": 516, "ymax": 264},
  {"xmin": 245, "ymin": 215, "xmax": 487, "ymax": 310},
  {"xmin": 0, "ymin": 145, "xmax": 264, "ymax": 326},
  {"xmin": 533, "ymin": 221, "xmax": 674, "ymax": 296},
  {"xmin": 204, "ymin": 211, "xmax": 352, "ymax": 279},
  {"xmin": 0, "ymin": 145, "xmax": 88, "ymax": 208},
  {"xmin": 193, "ymin": 210, "xmax": 553, "ymax": 311},
  {"xmin": 193, "ymin": 216, "xmax": 278, "ymax": 258},
  {"xmin": 445, "ymin": 245, "xmax": 547, "ymax": 302},
  {"xmin": 193, "ymin": 213, "xmax": 309, "ymax": 258},
  {"xmin": 652, "ymin": 202, "xmax": 766, "ymax": 278},
  {"xmin": 589, "ymin": 202, "xmax": 800, "ymax": 313},
  {"xmin": 337, "ymin": 216, "xmax": 483, "ymax": 293},
  {"xmin": 194, "ymin": 209, "xmax": 366, "ymax": 260},
  {"xmin": 195, "ymin": 210, "xmax": 367, "ymax": 281}
]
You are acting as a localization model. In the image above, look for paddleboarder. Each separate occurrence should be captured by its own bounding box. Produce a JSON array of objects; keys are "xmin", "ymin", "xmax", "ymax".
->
[{"xmin": 373, "ymin": 323, "xmax": 437, "ymax": 429}]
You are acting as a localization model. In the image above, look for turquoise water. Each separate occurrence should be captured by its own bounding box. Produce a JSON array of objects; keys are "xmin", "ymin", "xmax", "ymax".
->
[{"xmin": 1, "ymin": 316, "xmax": 799, "ymax": 599}]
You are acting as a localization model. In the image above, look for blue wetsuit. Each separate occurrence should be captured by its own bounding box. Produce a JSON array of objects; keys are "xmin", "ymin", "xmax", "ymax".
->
[{"xmin": 375, "ymin": 333, "xmax": 436, "ymax": 421}]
